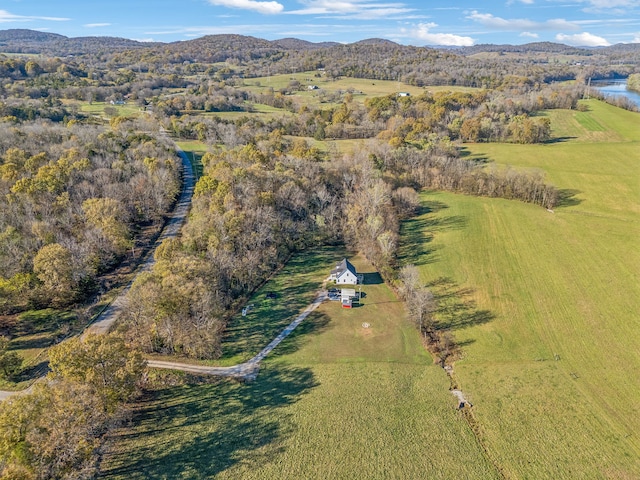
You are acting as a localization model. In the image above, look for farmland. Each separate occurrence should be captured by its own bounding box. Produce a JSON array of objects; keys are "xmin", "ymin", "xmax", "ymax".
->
[
  {"xmin": 99, "ymin": 251, "xmax": 499, "ymax": 479},
  {"xmin": 401, "ymin": 99, "xmax": 640, "ymax": 477}
]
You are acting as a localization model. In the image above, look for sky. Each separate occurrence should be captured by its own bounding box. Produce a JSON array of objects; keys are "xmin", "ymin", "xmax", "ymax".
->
[{"xmin": 2, "ymin": 0, "xmax": 640, "ymax": 47}]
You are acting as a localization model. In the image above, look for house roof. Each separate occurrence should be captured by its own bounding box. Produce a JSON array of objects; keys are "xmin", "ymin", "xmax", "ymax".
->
[{"xmin": 331, "ymin": 258, "xmax": 357, "ymax": 277}]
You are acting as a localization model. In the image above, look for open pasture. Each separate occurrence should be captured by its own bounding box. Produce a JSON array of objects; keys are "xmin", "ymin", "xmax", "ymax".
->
[
  {"xmin": 242, "ymin": 71, "xmax": 475, "ymax": 107},
  {"xmin": 402, "ymin": 100, "xmax": 640, "ymax": 477}
]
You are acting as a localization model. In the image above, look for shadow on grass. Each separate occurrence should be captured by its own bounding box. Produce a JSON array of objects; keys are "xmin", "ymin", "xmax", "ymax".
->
[
  {"xmin": 221, "ymin": 280, "xmax": 321, "ymax": 360},
  {"xmin": 427, "ymin": 277, "xmax": 495, "ymax": 331},
  {"xmin": 361, "ymin": 272, "xmax": 383, "ymax": 285},
  {"xmin": 555, "ymin": 189, "xmax": 582, "ymax": 208},
  {"xmin": 16, "ymin": 360, "xmax": 49, "ymax": 382},
  {"xmin": 398, "ymin": 200, "xmax": 467, "ymax": 267},
  {"xmin": 457, "ymin": 148, "xmax": 493, "ymax": 165},
  {"xmin": 269, "ymin": 311, "xmax": 331, "ymax": 358},
  {"xmin": 9, "ymin": 335, "xmax": 59, "ymax": 351},
  {"xmin": 544, "ymin": 136, "xmax": 577, "ymax": 144},
  {"xmin": 99, "ymin": 366, "xmax": 317, "ymax": 479}
]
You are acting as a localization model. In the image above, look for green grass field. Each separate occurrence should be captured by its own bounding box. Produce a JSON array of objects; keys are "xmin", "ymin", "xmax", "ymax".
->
[
  {"xmin": 175, "ymin": 141, "xmax": 208, "ymax": 180},
  {"xmin": 242, "ymin": 71, "xmax": 475, "ymax": 109},
  {"xmin": 400, "ymin": 100, "xmax": 640, "ymax": 478},
  {"xmin": 78, "ymin": 101, "xmax": 143, "ymax": 118},
  {"xmin": 99, "ymin": 250, "xmax": 499, "ymax": 479}
]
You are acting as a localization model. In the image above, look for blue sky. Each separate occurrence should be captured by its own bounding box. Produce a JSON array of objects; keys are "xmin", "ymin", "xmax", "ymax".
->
[{"xmin": 2, "ymin": 0, "xmax": 640, "ymax": 46}]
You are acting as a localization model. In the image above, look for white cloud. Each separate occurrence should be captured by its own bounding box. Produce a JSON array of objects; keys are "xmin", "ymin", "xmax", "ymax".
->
[
  {"xmin": 520, "ymin": 31, "xmax": 539, "ymax": 38},
  {"xmin": 287, "ymin": 0, "xmax": 414, "ymax": 19},
  {"xmin": 467, "ymin": 11, "xmax": 580, "ymax": 31},
  {"xmin": 580, "ymin": 0, "xmax": 640, "ymax": 7},
  {"xmin": 556, "ymin": 32, "xmax": 611, "ymax": 46},
  {"xmin": 411, "ymin": 22, "xmax": 474, "ymax": 46},
  {"xmin": 634, "ymin": 32, "xmax": 640, "ymax": 42},
  {"xmin": 84, "ymin": 23, "xmax": 111, "ymax": 28},
  {"xmin": 207, "ymin": 0, "xmax": 284, "ymax": 15},
  {"xmin": 0, "ymin": 9, "xmax": 70, "ymax": 23}
]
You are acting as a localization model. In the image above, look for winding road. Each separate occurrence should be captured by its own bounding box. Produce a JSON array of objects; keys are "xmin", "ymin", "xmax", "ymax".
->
[
  {"xmin": 148, "ymin": 291, "xmax": 327, "ymax": 381},
  {"xmin": 0, "ymin": 137, "xmax": 194, "ymax": 399},
  {"xmin": 1, "ymin": 138, "xmax": 327, "ymax": 399}
]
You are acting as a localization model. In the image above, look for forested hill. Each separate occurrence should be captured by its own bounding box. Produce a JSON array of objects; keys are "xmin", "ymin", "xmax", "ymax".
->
[
  {"xmin": 457, "ymin": 42, "xmax": 596, "ymax": 56},
  {"xmin": 0, "ymin": 29, "xmax": 156, "ymax": 55},
  {"xmin": 456, "ymin": 41, "xmax": 640, "ymax": 60},
  {"xmin": 1, "ymin": 29, "xmax": 639, "ymax": 84}
]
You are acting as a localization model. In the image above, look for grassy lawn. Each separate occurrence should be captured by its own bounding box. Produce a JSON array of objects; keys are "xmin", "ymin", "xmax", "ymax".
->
[
  {"xmin": 0, "ymin": 309, "xmax": 76, "ymax": 390},
  {"xmin": 78, "ymin": 101, "xmax": 143, "ymax": 118},
  {"xmin": 216, "ymin": 247, "xmax": 338, "ymax": 366},
  {"xmin": 175, "ymin": 140, "xmax": 208, "ymax": 180},
  {"xmin": 399, "ymin": 100, "xmax": 640, "ymax": 477},
  {"xmin": 99, "ymin": 250, "xmax": 499, "ymax": 479}
]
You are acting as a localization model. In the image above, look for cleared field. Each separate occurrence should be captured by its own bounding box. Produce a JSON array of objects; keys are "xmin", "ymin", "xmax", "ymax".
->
[
  {"xmin": 242, "ymin": 72, "xmax": 476, "ymax": 108},
  {"xmin": 99, "ymin": 250, "xmax": 499, "ymax": 479},
  {"xmin": 401, "ymin": 100, "xmax": 640, "ymax": 477},
  {"xmin": 78, "ymin": 101, "xmax": 143, "ymax": 118}
]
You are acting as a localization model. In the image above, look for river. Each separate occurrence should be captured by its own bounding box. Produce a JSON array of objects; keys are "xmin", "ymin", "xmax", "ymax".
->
[{"xmin": 591, "ymin": 79, "xmax": 640, "ymax": 109}]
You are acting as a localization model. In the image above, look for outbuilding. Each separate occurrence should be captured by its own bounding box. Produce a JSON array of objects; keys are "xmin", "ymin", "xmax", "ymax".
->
[{"xmin": 341, "ymin": 288, "xmax": 357, "ymax": 308}]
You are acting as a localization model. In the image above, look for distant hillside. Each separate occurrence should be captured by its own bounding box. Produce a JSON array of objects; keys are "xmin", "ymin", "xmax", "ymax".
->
[
  {"xmin": 272, "ymin": 38, "xmax": 340, "ymax": 50},
  {"xmin": 352, "ymin": 38, "xmax": 400, "ymax": 46},
  {"xmin": 457, "ymin": 42, "xmax": 593, "ymax": 56},
  {"xmin": 151, "ymin": 34, "xmax": 281, "ymax": 63},
  {"xmin": 0, "ymin": 29, "xmax": 152, "ymax": 55},
  {"xmin": 0, "ymin": 29, "xmax": 66, "ymax": 43}
]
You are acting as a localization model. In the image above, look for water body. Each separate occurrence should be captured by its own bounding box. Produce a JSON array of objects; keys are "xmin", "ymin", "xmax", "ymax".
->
[{"xmin": 591, "ymin": 79, "xmax": 640, "ymax": 108}]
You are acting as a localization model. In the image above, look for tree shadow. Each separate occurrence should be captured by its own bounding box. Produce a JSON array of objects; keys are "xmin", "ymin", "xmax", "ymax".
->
[
  {"xmin": 555, "ymin": 189, "xmax": 582, "ymax": 208},
  {"xmin": 544, "ymin": 136, "xmax": 577, "ymax": 144},
  {"xmin": 15, "ymin": 360, "xmax": 49, "ymax": 382},
  {"xmin": 457, "ymin": 148, "xmax": 493, "ymax": 165},
  {"xmin": 427, "ymin": 277, "xmax": 495, "ymax": 331},
  {"xmin": 99, "ymin": 365, "xmax": 318, "ymax": 479},
  {"xmin": 398, "ymin": 200, "xmax": 466, "ymax": 267},
  {"xmin": 268, "ymin": 312, "xmax": 331, "ymax": 358},
  {"xmin": 361, "ymin": 272, "xmax": 383, "ymax": 285},
  {"xmin": 8, "ymin": 335, "xmax": 58, "ymax": 351}
]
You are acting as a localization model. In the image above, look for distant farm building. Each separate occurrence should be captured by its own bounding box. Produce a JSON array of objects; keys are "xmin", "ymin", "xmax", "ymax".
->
[
  {"xmin": 330, "ymin": 258, "xmax": 359, "ymax": 285},
  {"xmin": 397, "ymin": 92, "xmax": 410, "ymax": 97}
]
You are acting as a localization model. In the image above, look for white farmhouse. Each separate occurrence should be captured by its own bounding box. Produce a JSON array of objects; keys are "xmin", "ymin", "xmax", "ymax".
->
[{"xmin": 329, "ymin": 258, "xmax": 359, "ymax": 285}]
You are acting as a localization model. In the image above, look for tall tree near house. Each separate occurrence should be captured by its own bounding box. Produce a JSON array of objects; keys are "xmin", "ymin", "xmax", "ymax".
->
[
  {"xmin": 48, "ymin": 334, "xmax": 146, "ymax": 413},
  {"xmin": 32, "ymin": 243, "xmax": 77, "ymax": 305},
  {"xmin": 82, "ymin": 197, "xmax": 132, "ymax": 256},
  {"xmin": 0, "ymin": 382, "xmax": 107, "ymax": 480},
  {"xmin": 399, "ymin": 264, "xmax": 436, "ymax": 333},
  {"xmin": 0, "ymin": 336, "xmax": 22, "ymax": 379}
]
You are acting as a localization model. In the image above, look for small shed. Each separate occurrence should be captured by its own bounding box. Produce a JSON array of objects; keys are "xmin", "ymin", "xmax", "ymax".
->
[{"xmin": 341, "ymin": 288, "xmax": 356, "ymax": 308}]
